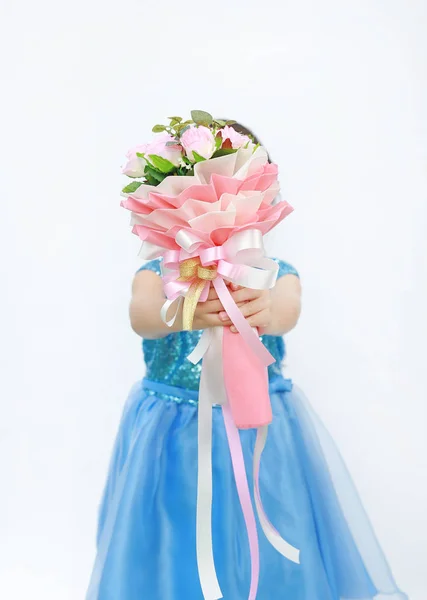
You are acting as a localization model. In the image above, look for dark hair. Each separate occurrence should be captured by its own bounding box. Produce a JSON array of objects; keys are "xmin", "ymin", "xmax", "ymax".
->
[{"xmin": 217, "ymin": 119, "xmax": 271, "ymax": 162}]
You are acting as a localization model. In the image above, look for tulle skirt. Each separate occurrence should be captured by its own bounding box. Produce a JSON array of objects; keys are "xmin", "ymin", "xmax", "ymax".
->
[{"xmin": 86, "ymin": 377, "xmax": 407, "ymax": 600}]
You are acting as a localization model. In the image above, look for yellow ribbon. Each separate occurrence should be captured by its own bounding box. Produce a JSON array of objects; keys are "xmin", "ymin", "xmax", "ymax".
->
[{"xmin": 178, "ymin": 258, "xmax": 217, "ymax": 330}]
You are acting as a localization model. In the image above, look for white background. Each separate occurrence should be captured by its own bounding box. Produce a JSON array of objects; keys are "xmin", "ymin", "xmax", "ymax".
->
[{"xmin": 1, "ymin": 1, "xmax": 426, "ymax": 598}]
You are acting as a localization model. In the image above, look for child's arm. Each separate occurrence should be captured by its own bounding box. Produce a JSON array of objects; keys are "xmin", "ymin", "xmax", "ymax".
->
[
  {"xmin": 219, "ymin": 274, "xmax": 301, "ymax": 337},
  {"xmin": 130, "ymin": 270, "xmax": 232, "ymax": 339}
]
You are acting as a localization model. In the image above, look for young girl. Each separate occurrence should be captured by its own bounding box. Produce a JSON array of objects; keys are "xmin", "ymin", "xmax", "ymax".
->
[{"xmin": 86, "ymin": 125, "xmax": 407, "ymax": 600}]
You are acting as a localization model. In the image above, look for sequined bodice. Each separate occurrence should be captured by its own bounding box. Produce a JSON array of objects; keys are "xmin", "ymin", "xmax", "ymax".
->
[{"xmin": 139, "ymin": 258, "xmax": 299, "ymax": 391}]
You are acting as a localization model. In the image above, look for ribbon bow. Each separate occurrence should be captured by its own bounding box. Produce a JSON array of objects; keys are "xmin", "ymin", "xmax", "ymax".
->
[{"xmin": 178, "ymin": 258, "xmax": 217, "ymax": 331}]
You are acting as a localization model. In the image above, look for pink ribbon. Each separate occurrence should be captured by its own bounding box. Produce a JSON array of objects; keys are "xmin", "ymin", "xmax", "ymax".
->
[
  {"xmin": 222, "ymin": 401, "xmax": 260, "ymax": 600},
  {"xmin": 213, "ymin": 277, "xmax": 274, "ymax": 367}
]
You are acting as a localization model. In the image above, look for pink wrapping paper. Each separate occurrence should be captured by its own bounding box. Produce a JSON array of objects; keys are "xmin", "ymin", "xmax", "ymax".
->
[{"xmin": 223, "ymin": 327, "xmax": 272, "ymax": 429}]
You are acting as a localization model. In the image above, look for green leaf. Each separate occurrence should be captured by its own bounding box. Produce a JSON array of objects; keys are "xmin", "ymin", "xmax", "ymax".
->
[
  {"xmin": 144, "ymin": 174, "xmax": 159, "ymax": 186},
  {"xmin": 143, "ymin": 173, "xmax": 158, "ymax": 186},
  {"xmin": 252, "ymin": 142, "xmax": 260, "ymax": 153},
  {"xmin": 122, "ymin": 181, "xmax": 143, "ymax": 194},
  {"xmin": 144, "ymin": 163, "xmax": 167, "ymax": 184},
  {"xmin": 211, "ymin": 147, "xmax": 238, "ymax": 159},
  {"xmin": 191, "ymin": 150, "xmax": 206, "ymax": 163},
  {"xmin": 215, "ymin": 119, "xmax": 226, "ymax": 127},
  {"xmin": 191, "ymin": 110, "xmax": 213, "ymax": 126},
  {"xmin": 179, "ymin": 124, "xmax": 191, "ymax": 136},
  {"xmin": 147, "ymin": 154, "xmax": 177, "ymax": 173},
  {"xmin": 176, "ymin": 120, "xmax": 193, "ymax": 133},
  {"xmin": 152, "ymin": 124, "xmax": 166, "ymax": 133},
  {"xmin": 136, "ymin": 152, "xmax": 145, "ymax": 158},
  {"xmin": 225, "ymin": 120, "xmax": 236, "ymax": 125},
  {"xmin": 215, "ymin": 134, "xmax": 222, "ymax": 151},
  {"xmin": 168, "ymin": 116, "xmax": 182, "ymax": 122}
]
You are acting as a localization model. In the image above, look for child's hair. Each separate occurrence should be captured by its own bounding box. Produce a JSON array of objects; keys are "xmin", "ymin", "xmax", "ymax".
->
[{"xmin": 217, "ymin": 119, "xmax": 271, "ymax": 162}]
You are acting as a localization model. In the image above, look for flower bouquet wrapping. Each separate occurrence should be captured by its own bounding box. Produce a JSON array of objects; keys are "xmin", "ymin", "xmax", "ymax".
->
[{"xmin": 121, "ymin": 111, "xmax": 300, "ymax": 600}]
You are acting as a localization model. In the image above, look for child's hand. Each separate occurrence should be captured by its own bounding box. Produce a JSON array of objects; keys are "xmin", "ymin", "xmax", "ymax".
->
[
  {"xmin": 218, "ymin": 286, "xmax": 272, "ymax": 333},
  {"xmin": 192, "ymin": 283, "xmax": 246, "ymax": 331}
]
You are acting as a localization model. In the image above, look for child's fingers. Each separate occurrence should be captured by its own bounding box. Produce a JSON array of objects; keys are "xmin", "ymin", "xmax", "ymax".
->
[
  {"xmin": 218, "ymin": 294, "xmax": 267, "ymax": 323},
  {"xmin": 196, "ymin": 295, "xmax": 248, "ymax": 326},
  {"xmin": 199, "ymin": 299, "xmax": 224, "ymax": 314},
  {"xmin": 207, "ymin": 283, "xmax": 240, "ymax": 302},
  {"xmin": 202, "ymin": 305, "xmax": 249, "ymax": 328},
  {"xmin": 218, "ymin": 302, "xmax": 246, "ymax": 322},
  {"xmin": 230, "ymin": 287, "xmax": 263, "ymax": 303},
  {"xmin": 247, "ymin": 309, "xmax": 270, "ymax": 328},
  {"xmin": 199, "ymin": 297, "xmax": 246, "ymax": 315},
  {"xmin": 230, "ymin": 309, "xmax": 270, "ymax": 333},
  {"xmin": 207, "ymin": 287, "xmax": 220, "ymax": 301},
  {"xmin": 202, "ymin": 312, "xmax": 231, "ymax": 328},
  {"xmin": 237, "ymin": 296, "xmax": 269, "ymax": 318},
  {"xmin": 247, "ymin": 309, "xmax": 270, "ymax": 329}
]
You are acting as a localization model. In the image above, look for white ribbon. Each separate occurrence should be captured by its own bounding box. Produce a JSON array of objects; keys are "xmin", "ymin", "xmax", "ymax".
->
[
  {"xmin": 195, "ymin": 328, "xmax": 225, "ymax": 600},
  {"xmin": 254, "ymin": 426, "xmax": 301, "ymax": 564},
  {"xmin": 160, "ymin": 297, "xmax": 183, "ymax": 328}
]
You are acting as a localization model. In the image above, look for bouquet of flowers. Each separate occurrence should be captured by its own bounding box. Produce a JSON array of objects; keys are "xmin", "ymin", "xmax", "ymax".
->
[{"xmin": 121, "ymin": 110, "xmax": 300, "ymax": 600}]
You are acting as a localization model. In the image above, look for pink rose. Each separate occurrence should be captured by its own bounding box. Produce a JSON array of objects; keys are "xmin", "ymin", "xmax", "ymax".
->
[
  {"xmin": 180, "ymin": 125, "xmax": 216, "ymax": 161},
  {"xmin": 122, "ymin": 145, "xmax": 147, "ymax": 178},
  {"xmin": 144, "ymin": 132, "xmax": 183, "ymax": 167},
  {"xmin": 122, "ymin": 133, "xmax": 183, "ymax": 177},
  {"xmin": 221, "ymin": 125, "xmax": 253, "ymax": 150}
]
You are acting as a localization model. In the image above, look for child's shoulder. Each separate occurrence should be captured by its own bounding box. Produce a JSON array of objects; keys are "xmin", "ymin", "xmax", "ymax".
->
[
  {"xmin": 136, "ymin": 257, "xmax": 298, "ymax": 279},
  {"xmin": 272, "ymin": 258, "xmax": 299, "ymax": 279},
  {"xmin": 136, "ymin": 258, "xmax": 162, "ymax": 276}
]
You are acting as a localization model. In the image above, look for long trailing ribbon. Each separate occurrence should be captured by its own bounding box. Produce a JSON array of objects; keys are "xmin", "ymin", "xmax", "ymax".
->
[
  {"xmin": 194, "ymin": 328, "xmax": 224, "ymax": 600},
  {"xmin": 142, "ymin": 229, "xmax": 300, "ymax": 599},
  {"xmin": 253, "ymin": 426, "xmax": 300, "ymax": 563},
  {"xmin": 221, "ymin": 400, "xmax": 260, "ymax": 600}
]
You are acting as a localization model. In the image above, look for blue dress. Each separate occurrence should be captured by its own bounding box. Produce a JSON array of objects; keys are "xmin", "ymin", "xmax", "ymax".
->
[{"xmin": 86, "ymin": 259, "xmax": 407, "ymax": 600}]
